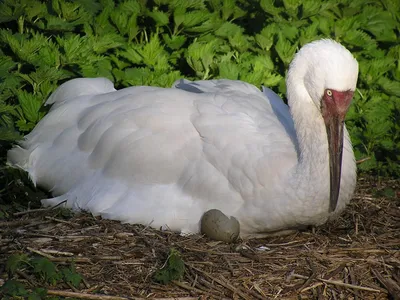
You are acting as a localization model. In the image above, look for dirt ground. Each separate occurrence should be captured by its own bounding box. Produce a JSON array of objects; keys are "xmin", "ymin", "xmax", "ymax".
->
[{"xmin": 0, "ymin": 176, "xmax": 399, "ymax": 299}]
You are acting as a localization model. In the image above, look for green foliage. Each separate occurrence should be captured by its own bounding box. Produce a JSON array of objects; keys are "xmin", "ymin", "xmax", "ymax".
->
[
  {"xmin": 31, "ymin": 257, "xmax": 62, "ymax": 285},
  {"xmin": 154, "ymin": 248, "xmax": 185, "ymax": 284},
  {"xmin": 0, "ymin": 280, "xmax": 47, "ymax": 300},
  {"xmin": 0, "ymin": 0, "xmax": 399, "ymax": 176},
  {"xmin": 1, "ymin": 254, "xmax": 83, "ymax": 299},
  {"xmin": 6, "ymin": 253, "xmax": 30, "ymax": 273}
]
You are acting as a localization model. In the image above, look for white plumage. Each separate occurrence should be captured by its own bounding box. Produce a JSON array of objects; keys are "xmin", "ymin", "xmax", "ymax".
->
[{"xmin": 8, "ymin": 39, "xmax": 358, "ymax": 237}]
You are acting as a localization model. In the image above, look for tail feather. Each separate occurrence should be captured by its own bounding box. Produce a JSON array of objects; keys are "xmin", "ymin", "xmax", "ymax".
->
[
  {"xmin": 7, "ymin": 146, "xmax": 38, "ymax": 185},
  {"xmin": 172, "ymin": 79, "xmax": 262, "ymax": 95},
  {"xmin": 7, "ymin": 146, "xmax": 30, "ymax": 170},
  {"xmin": 46, "ymin": 78, "xmax": 116, "ymax": 109}
]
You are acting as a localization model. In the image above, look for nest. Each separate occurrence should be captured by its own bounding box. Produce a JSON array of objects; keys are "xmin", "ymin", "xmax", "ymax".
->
[{"xmin": 1, "ymin": 177, "xmax": 399, "ymax": 299}]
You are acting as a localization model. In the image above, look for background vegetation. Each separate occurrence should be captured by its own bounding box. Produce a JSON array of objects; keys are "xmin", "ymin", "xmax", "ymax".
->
[
  {"xmin": 0, "ymin": 0, "xmax": 399, "ymax": 177},
  {"xmin": 0, "ymin": 1, "xmax": 399, "ymax": 298}
]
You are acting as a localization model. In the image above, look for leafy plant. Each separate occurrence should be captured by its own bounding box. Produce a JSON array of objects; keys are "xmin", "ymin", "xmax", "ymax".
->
[
  {"xmin": 154, "ymin": 248, "xmax": 185, "ymax": 284},
  {"xmin": 0, "ymin": 0, "xmax": 399, "ymax": 176},
  {"xmin": 1, "ymin": 253, "xmax": 83, "ymax": 299}
]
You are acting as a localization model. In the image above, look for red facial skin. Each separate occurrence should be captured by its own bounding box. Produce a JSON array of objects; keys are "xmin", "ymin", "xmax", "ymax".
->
[{"xmin": 321, "ymin": 89, "xmax": 354, "ymax": 212}]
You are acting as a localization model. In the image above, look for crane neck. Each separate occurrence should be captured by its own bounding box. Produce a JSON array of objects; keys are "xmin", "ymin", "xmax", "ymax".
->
[
  {"xmin": 285, "ymin": 81, "xmax": 331, "ymax": 217},
  {"xmin": 291, "ymin": 96, "xmax": 329, "ymax": 170}
]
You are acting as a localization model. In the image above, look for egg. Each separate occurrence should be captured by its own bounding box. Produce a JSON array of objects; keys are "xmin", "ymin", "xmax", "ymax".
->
[{"xmin": 200, "ymin": 209, "xmax": 240, "ymax": 243}]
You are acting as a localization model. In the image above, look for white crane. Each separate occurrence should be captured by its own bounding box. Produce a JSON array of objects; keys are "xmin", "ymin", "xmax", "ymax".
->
[{"xmin": 8, "ymin": 39, "xmax": 358, "ymax": 238}]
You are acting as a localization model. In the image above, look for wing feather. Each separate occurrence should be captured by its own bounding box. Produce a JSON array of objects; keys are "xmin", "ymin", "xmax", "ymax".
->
[{"xmin": 9, "ymin": 78, "xmax": 299, "ymax": 233}]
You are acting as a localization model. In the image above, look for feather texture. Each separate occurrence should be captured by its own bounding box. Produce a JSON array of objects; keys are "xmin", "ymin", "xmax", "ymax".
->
[{"xmin": 8, "ymin": 39, "xmax": 358, "ymax": 236}]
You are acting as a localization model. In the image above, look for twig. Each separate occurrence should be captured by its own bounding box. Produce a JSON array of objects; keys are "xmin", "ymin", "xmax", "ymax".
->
[
  {"xmin": 92, "ymin": 256, "xmax": 124, "ymax": 261},
  {"xmin": 223, "ymin": 256, "xmax": 236, "ymax": 276},
  {"xmin": 47, "ymin": 257, "xmax": 92, "ymax": 263},
  {"xmin": 47, "ymin": 290, "xmax": 115, "ymax": 300},
  {"xmin": 186, "ymin": 266, "xmax": 225, "ymax": 295},
  {"xmin": 44, "ymin": 216, "xmax": 80, "ymax": 226},
  {"xmin": 318, "ymin": 248, "xmax": 395, "ymax": 254},
  {"xmin": 348, "ymin": 266, "xmax": 360, "ymax": 299},
  {"xmin": 66, "ymin": 281, "xmax": 80, "ymax": 293},
  {"xmin": 298, "ymin": 258, "xmax": 317, "ymax": 291},
  {"xmin": 131, "ymin": 226, "xmax": 152, "ymax": 247},
  {"xmin": 39, "ymin": 249, "xmax": 74, "ymax": 256},
  {"xmin": 232, "ymin": 278, "xmax": 266, "ymax": 300},
  {"xmin": 22, "ymin": 220, "xmax": 53, "ymax": 228},
  {"xmin": 0, "ymin": 219, "xmax": 41, "ymax": 227},
  {"xmin": 292, "ymin": 273, "xmax": 385, "ymax": 293},
  {"xmin": 300, "ymin": 282, "xmax": 324, "ymax": 293},
  {"xmin": 356, "ymin": 157, "xmax": 371, "ymax": 164},
  {"xmin": 189, "ymin": 265, "xmax": 255, "ymax": 300},
  {"xmin": 238, "ymin": 248, "xmax": 260, "ymax": 262},
  {"xmin": 13, "ymin": 207, "xmax": 53, "ymax": 216},
  {"xmin": 172, "ymin": 280, "xmax": 211, "ymax": 295},
  {"xmin": 260, "ymin": 239, "xmax": 307, "ymax": 247},
  {"xmin": 183, "ymin": 247, "xmax": 240, "ymax": 255},
  {"xmin": 250, "ymin": 283, "xmax": 267, "ymax": 299},
  {"xmin": 13, "ymin": 200, "xmax": 67, "ymax": 216},
  {"xmin": 26, "ymin": 247, "xmax": 55, "ymax": 259},
  {"xmin": 323, "ymin": 263, "xmax": 347, "ymax": 280},
  {"xmin": 47, "ymin": 289, "xmax": 200, "ymax": 300},
  {"xmin": 371, "ymin": 268, "xmax": 400, "ymax": 300},
  {"xmin": 15, "ymin": 270, "xmax": 35, "ymax": 286},
  {"xmin": 57, "ymin": 235, "xmax": 97, "ymax": 240}
]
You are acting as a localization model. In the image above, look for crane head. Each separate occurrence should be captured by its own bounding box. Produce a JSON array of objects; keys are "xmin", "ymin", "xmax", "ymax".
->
[{"xmin": 321, "ymin": 89, "xmax": 354, "ymax": 212}]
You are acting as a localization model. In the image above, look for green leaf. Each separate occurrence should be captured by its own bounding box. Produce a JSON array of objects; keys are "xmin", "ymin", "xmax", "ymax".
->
[
  {"xmin": 81, "ymin": 58, "xmax": 113, "ymax": 80},
  {"xmin": 45, "ymin": 15, "xmax": 76, "ymax": 31},
  {"xmin": 148, "ymin": 10, "xmax": 170, "ymax": 26},
  {"xmin": 116, "ymin": 67, "xmax": 181, "ymax": 87},
  {"xmin": 377, "ymin": 77, "xmax": 400, "ymax": 97},
  {"xmin": 186, "ymin": 39, "xmax": 220, "ymax": 78},
  {"xmin": 163, "ymin": 34, "xmax": 186, "ymax": 50},
  {"xmin": 0, "ymin": 30, "xmax": 46, "ymax": 63},
  {"xmin": 31, "ymin": 257, "xmax": 61, "ymax": 285},
  {"xmin": 228, "ymin": 32, "xmax": 251, "ymax": 52},
  {"xmin": 255, "ymin": 25, "xmax": 277, "ymax": 51},
  {"xmin": 57, "ymin": 34, "xmax": 85, "ymax": 63},
  {"xmin": 115, "ymin": 67, "xmax": 151, "ymax": 86},
  {"xmin": 184, "ymin": 12, "xmax": 222, "ymax": 33},
  {"xmin": 301, "ymin": 0, "xmax": 321, "ymax": 18},
  {"xmin": 90, "ymin": 33, "xmax": 124, "ymax": 54},
  {"xmin": 358, "ymin": 6, "xmax": 397, "ymax": 42},
  {"xmin": 283, "ymin": 0, "xmax": 301, "ymax": 17},
  {"xmin": 221, "ymin": 0, "xmax": 246, "ymax": 20},
  {"xmin": 263, "ymin": 72, "xmax": 284, "ymax": 87},
  {"xmin": 275, "ymin": 34, "xmax": 298, "ymax": 65},
  {"xmin": 0, "ymin": 126, "xmax": 22, "ymax": 141},
  {"xmin": 181, "ymin": 11, "xmax": 209, "ymax": 28},
  {"xmin": 0, "ymin": 56, "xmax": 16, "ymax": 79},
  {"xmin": 61, "ymin": 266, "xmax": 83, "ymax": 288},
  {"xmin": 6, "ymin": 253, "xmax": 29, "ymax": 273},
  {"xmin": 137, "ymin": 34, "xmax": 170, "ymax": 70},
  {"xmin": 170, "ymin": 0, "xmax": 206, "ymax": 10},
  {"xmin": 260, "ymin": 0, "xmax": 282, "ymax": 15},
  {"xmin": 16, "ymin": 90, "xmax": 45, "ymax": 123},
  {"xmin": 0, "ymin": 0, "xmax": 26, "ymax": 23},
  {"xmin": 16, "ymin": 119, "xmax": 36, "ymax": 132},
  {"xmin": 215, "ymin": 22, "xmax": 243, "ymax": 38},
  {"xmin": 118, "ymin": 48, "xmax": 143, "ymax": 64},
  {"xmin": 279, "ymin": 24, "xmax": 298, "ymax": 41},
  {"xmin": 218, "ymin": 60, "xmax": 240, "ymax": 80},
  {"xmin": 0, "ymin": 280, "xmax": 29, "ymax": 297},
  {"xmin": 28, "ymin": 289, "xmax": 47, "ymax": 300},
  {"xmin": 154, "ymin": 248, "xmax": 185, "ymax": 284}
]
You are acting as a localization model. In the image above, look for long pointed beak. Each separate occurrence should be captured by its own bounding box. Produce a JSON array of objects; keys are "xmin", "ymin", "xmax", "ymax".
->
[
  {"xmin": 325, "ymin": 116, "xmax": 344, "ymax": 212},
  {"xmin": 322, "ymin": 90, "xmax": 354, "ymax": 212}
]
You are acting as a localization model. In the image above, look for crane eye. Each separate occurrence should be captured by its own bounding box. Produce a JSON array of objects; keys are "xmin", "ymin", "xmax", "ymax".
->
[{"xmin": 326, "ymin": 90, "xmax": 333, "ymax": 97}]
